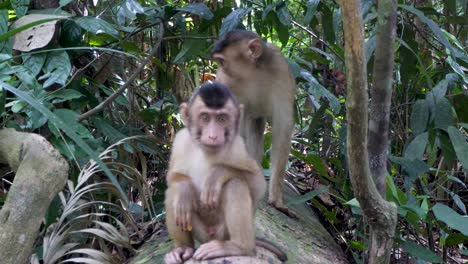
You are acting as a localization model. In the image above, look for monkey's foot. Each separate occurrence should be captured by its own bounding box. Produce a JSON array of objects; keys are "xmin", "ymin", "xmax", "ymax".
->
[
  {"xmin": 164, "ymin": 247, "xmax": 194, "ymax": 264},
  {"xmin": 268, "ymin": 202, "xmax": 298, "ymax": 219},
  {"xmin": 192, "ymin": 240, "xmax": 250, "ymax": 260}
]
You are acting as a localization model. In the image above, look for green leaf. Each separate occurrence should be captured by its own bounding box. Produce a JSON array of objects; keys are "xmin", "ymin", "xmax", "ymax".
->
[
  {"xmin": 400, "ymin": 240, "xmax": 443, "ymax": 263},
  {"xmin": 12, "ymin": 0, "xmax": 29, "ymax": 17},
  {"xmin": 404, "ymin": 132, "xmax": 428, "ymax": 160},
  {"xmin": 0, "ymin": 9, "xmax": 11, "ymax": 54},
  {"xmin": 320, "ymin": 4, "xmax": 335, "ymax": 43},
  {"xmin": 275, "ymin": 21, "xmax": 289, "ymax": 47},
  {"xmin": 75, "ymin": 16, "xmax": 119, "ymax": 37},
  {"xmin": 410, "ymin": 100, "xmax": 429, "ymax": 135},
  {"xmin": 290, "ymin": 149, "xmax": 328, "ymax": 177},
  {"xmin": 445, "ymin": 233, "xmax": 468, "ymax": 247},
  {"xmin": 461, "ymin": 249, "xmax": 468, "ymax": 256},
  {"xmin": 59, "ymin": 0, "xmax": 73, "ymax": 7},
  {"xmin": 433, "ymin": 203, "xmax": 468, "ymax": 236},
  {"xmin": 344, "ymin": 198, "xmax": 360, "ymax": 208},
  {"xmin": 60, "ymin": 20, "xmax": 83, "ymax": 47},
  {"xmin": 449, "ymin": 192, "xmax": 467, "ymax": 214},
  {"xmin": 287, "ymin": 186, "xmax": 329, "ymax": 206},
  {"xmin": 178, "ymin": 3, "xmax": 214, "ymax": 20},
  {"xmin": 173, "ymin": 38, "xmax": 206, "ymax": 63},
  {"xmin": 434, "ymin": 97, "xmax": 453, "ymax": 130},
  {"xmin": 39, "ymin": 50, "xmax": 71, "ymax": 88},
  {"xmin": 447, "ymin": 175, "xmax": 467, "ymax": 189},
  {"xmin": 262, "ymin": 4, "xmax": 274, "ymax": 21},
  {"xmin": 447, "ymin": 126, "xmax": 468, "ymax": 172},
  {"xmin": 12, "ymin": 65, "xmax": 39, "ymax": 87},
  {"xmin": 301, "ymin": 70, "xmax": 341, "ymax": 113},
  {"xmin": 275, "ymin": 3, "xmax": 291, "ymax": 27},
  {"xmin": 439, "ymin": 131, "xmax": 457, "ymax": 168},
  {"xmin": 0, "ymin": 81, "xmax": 129, "ymax": 204},
  {"xmin": 304, "ymin": 0, "xmax": 320, "ymax": 25},
  {"xmin": 53, "ymin": 109, "xmax": 93, "ymax": 139},
  {"xmin": 389, "ymin": 156, "xmax": 430, "ymax": 180},
  {"xmin": 23, "ymin": 53, "xmax": 46, "ymax": 76},
  {"xmin": 48, "ymin": 89, "xmax": 83, "ymax": 103},
  {"xmin": 432, "ymin": 79, "xmax": 448, "ymax": 101},
  {"xmin": 93, "ymin": 117, "xmax": 127, "ymax": 143},
  {"xmin": 219, "ymin": 8, "xmax": 252, "ymax": 38},
  {"xmin": 399, "ymin": 5, "xmax": 466, "ymax": 60}
]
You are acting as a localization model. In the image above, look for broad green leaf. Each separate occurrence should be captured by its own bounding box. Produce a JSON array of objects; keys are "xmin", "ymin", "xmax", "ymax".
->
[
  {"xmin": 276, "ymin": 3, "xmax": 291, "ymax": 27},
  {"xmin": 0, "ymin": 81, "xmax": 129, "ymax": 204},
  {"xmin": 12, "ymin": 65, "xmax": 39, "ymax": 87},
  {"xmin": 389, "ymin": 156, "xmax": 430, "ymax": 180},
  {"xmin": 410, "ymin": 100, "xmax": 429, "ymax": 135},
  {"xmin": 93, "ymin": 117, "xmax": 127, "ymax": 143},
  {"xmin": 300, "ymin": 70, "xmax": 341, "ymax": 114},
  {"xmin": 399, "ymin": 5, "xmax": 466, "ymax": 60},
  {"xmin": 404, "ymin": 132, "xmax": 428, "ymax": 160},
  {"xmin": 446, "ymin": 56, "xmax": 468, "ymax": 84},
  {"xmin": 400, "ymin": 240, "xmax": 443, "ymax": 263},
  {"xmin": 173, "ymin": 38, "xmax": 206, "ymax": 63},
  {"xmin": 60, "ymin": 20, "xmax": 83, "ymax": 47},
  {"xmin": 401, "ymin": 203, "xmax": 427, "ymax": 219},
  {"xmin": 447, "ymin": 126, "xmax": 468, "ymax": 172},
  {"xmin": 461, "ymin": 249, "xmax": 468, "ymax": 256},
  {"xmin": 449, "ymin": 192, "xmax": 467, "ymax": 214},
  {"xmin": 397, "ymin": 37, "xmax": 432, "ymax": 89},
  {"xmin": 12, "ymin": 0, "xmax": 29, "ymax": 17},
  {"xmin": 59, "ymin": 0, "xmax": 73, "ymax": 7},
  {"xmin": 433, "ymin": 203, "xmax": 468, "ymax": 236},
  {"xmin": 48, "ymin": 89, "xmax": 84, "ymax": 103},
  {"xmin": 290, "ymin": 149, "xmax": 328, "ymax": 177},
  {"xmin": 445, "ymin": 233, "xmax": 468, "ymax": 247},
  {"xmin": 75, "ymin": 16, "xmax": 119, "ymax": 37},
  {"xmin": 447, "ymin": 175, "xmax": 467, "ymax": 189},
  {"xmin": 0, "ymin": 9, "xmax": 11, "ymax": 54},
  {"xmin": 54, "ymin": 109, "xmax": 93, "ymax": 139},
  {"xmin": 23, "ymin": 53, "xmax": 46, "ymax": 76},
  {"xmin": 287, "ymin": 186, "xmax": 329, "ymax": 206},
  {"xmin": 262, "ymin": 4, "xmax": 275, "ymax": 21},
  {"xmin": 344, "ymin": 198, "xmax": 360, "ymax": 208},
  {"xmin": 432, "ymin": 79, "xmax": 448, "ymax": 101},
  {"xmin": 439, "ymin": 131, "xmax": 457, "ymax": 168},
  {"xmin": 39, "ymin": 50, "xmax": 71, "ymax": 88},
  {"xmin": 178, "ymin": 3, "xmax": 214, "ymax": 20},
  {"xmin": 320, "ymin": 4, "xmax": 335, "ymax": 43},
  {"xmin": 304, "ymin": 0, "xmax": 320, "ymax": 25},
  {"xmin": 434, "ymin": 97, "xmax": 453, "ymax": 130},
  {"xmin": 275, "ymin": 21, "xmax": 289, "ymax": 47},
  {"xmin": 219, "ymin": 8, "xmax": 252, "ymax": 38}
]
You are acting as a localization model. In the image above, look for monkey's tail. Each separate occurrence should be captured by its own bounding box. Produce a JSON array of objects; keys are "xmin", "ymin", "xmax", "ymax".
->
[{"xmin": 255, "ymin": 237, "xmax": 288, "ymax": 262}]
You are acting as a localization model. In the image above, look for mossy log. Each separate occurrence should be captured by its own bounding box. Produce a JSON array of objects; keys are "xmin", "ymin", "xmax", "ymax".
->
[{"xmin": 129, "ymin": 185, "xmax": 347, "ymax": 264}]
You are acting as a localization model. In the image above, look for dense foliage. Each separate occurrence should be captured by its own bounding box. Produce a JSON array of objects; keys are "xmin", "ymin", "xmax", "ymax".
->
[{"xmin": 0, "ymin": 0, "xmax": 467, "ymax": 263}]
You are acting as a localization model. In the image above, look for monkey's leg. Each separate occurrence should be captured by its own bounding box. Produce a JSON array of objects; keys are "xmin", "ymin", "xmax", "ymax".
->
[
  {"xmin": 165, "ymin": 186, "xmax": 195, "ymax": 264},
  {"xmin": 192, "ymin": 178, "xmax": 255, "ymax": 260},
  {"xmin": 243, "ymin": 117, "xmax": 266, "ymax": 164},
  {"xmin": 269, "ymin": 107, "xmax": 295, "ymax": 216}
]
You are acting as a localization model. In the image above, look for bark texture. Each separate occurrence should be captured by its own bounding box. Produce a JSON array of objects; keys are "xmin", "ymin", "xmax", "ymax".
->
[
  {"xmin": 0, "ymin": 128, "xmax": 69, "ymax": 264},
  {"xmin": 368, "ymin": 0, "xmax": 397, "ymax": 196},
  {"xmin": 128, "ymin": 186, "xmax": 348, "ymax": 264},
  {"xmin": 338, "ymin": 1, "xmax": 398, "ymax": 263}
]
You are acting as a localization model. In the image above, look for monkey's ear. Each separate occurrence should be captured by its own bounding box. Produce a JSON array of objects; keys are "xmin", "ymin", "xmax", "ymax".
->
[
  {"xmin": 247, "ymin": 38, "xmax": 263, "ymax": 60},
  {"xmin": 180, "ymin": 103, "xmax": 189, "ymax": 125}
]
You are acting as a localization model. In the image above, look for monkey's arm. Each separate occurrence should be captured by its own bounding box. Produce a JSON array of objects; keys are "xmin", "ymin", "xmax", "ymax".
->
[{"xmin": 201, "ymin": 136, "xmax": 265, "ymax": 209}]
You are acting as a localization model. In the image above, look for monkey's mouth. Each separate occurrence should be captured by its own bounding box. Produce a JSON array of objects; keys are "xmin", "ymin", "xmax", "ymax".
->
[{"xmin": 201, "ymin": 144, "xmax": 222, "ymax": 154}]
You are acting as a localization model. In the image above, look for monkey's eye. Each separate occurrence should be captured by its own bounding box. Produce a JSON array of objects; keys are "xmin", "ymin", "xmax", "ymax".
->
[
  {"xmin": 216, "ymin": 58, "xmax": 225, "ymax": 66},
  {"xmin": 216, "ymin": 114, "xmax": 229, "ymax": 123},
  {"xmin": 199, "ymin": 113, "xmax": 210, "ymax": 122}
]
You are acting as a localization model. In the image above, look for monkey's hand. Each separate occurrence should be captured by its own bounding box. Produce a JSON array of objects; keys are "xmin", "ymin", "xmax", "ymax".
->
[
  {"xmin": 174, "ymin": 181, "xmax": 198, "ymax": 232},
  {"xmin": 200, "ymin": 166, "xmax": 225, "ymax": 210}
]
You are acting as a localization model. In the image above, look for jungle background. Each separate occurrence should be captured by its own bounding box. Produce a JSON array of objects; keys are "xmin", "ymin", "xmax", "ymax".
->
[{"xmin": 0, "ymin": 0, "xmax": 467, "ymax": 263}]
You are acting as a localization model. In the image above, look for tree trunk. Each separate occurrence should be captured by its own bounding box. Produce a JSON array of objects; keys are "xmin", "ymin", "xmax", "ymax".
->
[
  {"xmin": 128, "ymin": 186, "xmax": 348, "ymax": 264},
  {"xmin": 0, "ymin": 128, "xmax": 69, "ymax": 264},
  {"xmin": 338, "ymin": 1, "xmax": 398, "ymax": 263}
]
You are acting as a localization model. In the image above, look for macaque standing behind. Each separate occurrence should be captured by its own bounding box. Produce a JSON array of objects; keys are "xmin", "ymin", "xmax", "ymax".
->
[
  {"xmin": 211, "ymin": 30, "xmax": 296, "ymax": 215},
  {"xmin": 164, "ymin": 82, "xmax": 286, "ymax": 263}
]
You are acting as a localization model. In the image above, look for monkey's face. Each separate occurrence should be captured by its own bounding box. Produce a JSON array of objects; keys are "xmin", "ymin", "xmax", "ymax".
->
[
  {"xmin": 188, "ymin": 97, "xmax": 239, "ymax": 154},
  {"xmin": 212, "ymin": 40, "xmax": 259, "ymax": 83}
]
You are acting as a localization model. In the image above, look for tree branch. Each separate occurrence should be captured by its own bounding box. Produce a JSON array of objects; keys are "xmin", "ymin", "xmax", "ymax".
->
[{"xmin": 77, "ymin": 20, "xmax": 164, "ymax": 122}]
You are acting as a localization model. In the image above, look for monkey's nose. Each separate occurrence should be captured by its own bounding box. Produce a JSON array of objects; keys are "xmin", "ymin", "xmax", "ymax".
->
[{"xmin": 208, "ymin": 135, "xmax": 217, "ymax": 140}]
